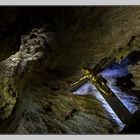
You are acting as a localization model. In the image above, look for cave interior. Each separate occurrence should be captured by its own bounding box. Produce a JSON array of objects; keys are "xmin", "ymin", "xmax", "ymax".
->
[{"xmin": 0, "ymin": 7, "xmax": 140, "ymax": 134}]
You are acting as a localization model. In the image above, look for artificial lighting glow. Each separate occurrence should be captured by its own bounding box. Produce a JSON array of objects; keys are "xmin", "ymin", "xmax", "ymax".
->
[
  {"xmin": 73, "ymin": 81, "xmax": 125, "ymax": 130},
  {"xmin": 73, "ymin": 79, "xmax": 139, "ymax": 130},
  {"xmin": 107, "ymin": 83, "xmax": 139, "ymax": 113},
  {"xmin": 73, "ymin": 57, "xmax": 140, "ymax": 131},
  {"xmin": 100, "ymin": 60, "xmax": 139, "ymax": 114}
]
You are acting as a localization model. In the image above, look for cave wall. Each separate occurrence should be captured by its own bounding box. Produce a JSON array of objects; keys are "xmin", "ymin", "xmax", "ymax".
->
[
  {"xmin": 50, "ymin": 7, "xmax": 140, "ymax": 92},
  {"xmin": 0, "ymin": 7, "xmax": 140, "ymax": 134}
]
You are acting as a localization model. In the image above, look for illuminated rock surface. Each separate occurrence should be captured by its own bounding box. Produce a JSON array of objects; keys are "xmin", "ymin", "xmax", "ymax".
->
[{"xmin": 0, "ymin": 7, "xmax": 140, "ymax": 134}]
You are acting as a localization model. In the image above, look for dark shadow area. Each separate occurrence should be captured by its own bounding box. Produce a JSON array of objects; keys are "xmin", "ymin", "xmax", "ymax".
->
[
  {"xmin": 120, "ymin": 110, "xmax": 140, "ymax": 134},
  {"xmin": 1, "ymin": 7, "xmax": 140, "ymax": 134}
]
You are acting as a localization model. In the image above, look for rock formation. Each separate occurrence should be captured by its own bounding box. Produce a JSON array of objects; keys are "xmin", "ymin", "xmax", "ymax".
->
[{"xmin": 0, "ymin": 7, "xmax": 140, "ymax": 134}]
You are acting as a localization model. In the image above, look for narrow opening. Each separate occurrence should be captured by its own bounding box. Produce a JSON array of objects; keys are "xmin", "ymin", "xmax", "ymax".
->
[{"xmin": 71, "ymin": 51, "xmax": 140, "ymax": 132}]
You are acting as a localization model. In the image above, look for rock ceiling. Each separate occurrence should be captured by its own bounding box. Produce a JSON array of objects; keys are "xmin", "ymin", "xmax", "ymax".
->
[{"xmin": 0, "ymin": 7, "xmax": 140, "ymax": 134}]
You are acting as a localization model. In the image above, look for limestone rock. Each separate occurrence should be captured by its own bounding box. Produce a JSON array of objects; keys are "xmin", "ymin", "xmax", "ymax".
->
[{"xmin": 0, "ymin": 28, "xmax": 53, "ymax": 121}]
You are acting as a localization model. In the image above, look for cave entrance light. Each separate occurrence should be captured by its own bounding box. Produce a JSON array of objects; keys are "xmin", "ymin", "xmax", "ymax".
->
[
  {"xmin": 70, "ymin": 53, "xmax": 140, "ymax": 131},
  {"xmin": 73, "ymin": 81, "xmax": 125, "ymax": 130}
]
